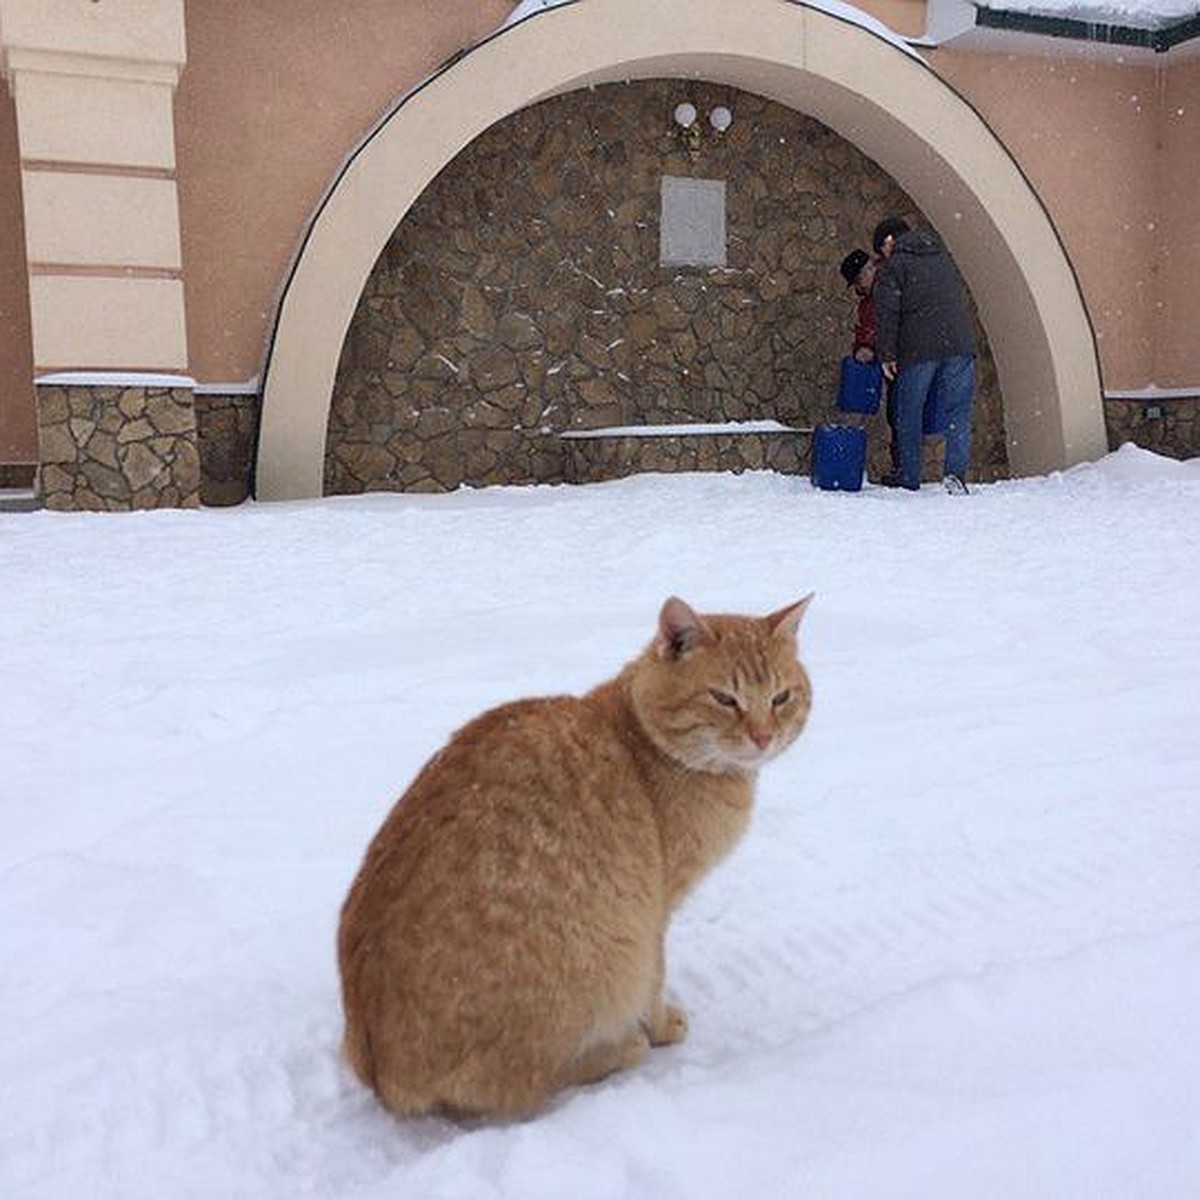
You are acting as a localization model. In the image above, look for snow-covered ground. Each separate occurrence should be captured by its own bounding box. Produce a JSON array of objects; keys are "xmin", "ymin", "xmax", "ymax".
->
[{"xmin": 2, "ymin": 445, "xmax": 1199, "ymax": 1198}]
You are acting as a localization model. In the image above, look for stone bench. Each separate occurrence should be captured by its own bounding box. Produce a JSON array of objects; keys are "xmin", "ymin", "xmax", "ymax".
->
[{"xmin": 557, "ymin": 420, "xmax": 813, "ymax": 484}]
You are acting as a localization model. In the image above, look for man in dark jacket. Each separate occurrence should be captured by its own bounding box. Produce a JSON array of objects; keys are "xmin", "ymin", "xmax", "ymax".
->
[{"xmin": 872, "ymin": 216, "xmax": 975, "ymax": 493}]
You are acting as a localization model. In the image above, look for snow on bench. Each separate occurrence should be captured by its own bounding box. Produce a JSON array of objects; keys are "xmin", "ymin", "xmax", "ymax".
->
[{"xmin": 558, "ymin": 419, "xmax": 812, "ymax": 439}]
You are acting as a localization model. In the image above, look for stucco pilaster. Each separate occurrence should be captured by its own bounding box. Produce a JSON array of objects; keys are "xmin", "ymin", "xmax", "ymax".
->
[
  {"xmin": 1, "ymin": 0, "xmax": 196, "ymax": 508},
  {"xmin": 0, "ymin": 0, "xmax": 188, "ymax": 371}
]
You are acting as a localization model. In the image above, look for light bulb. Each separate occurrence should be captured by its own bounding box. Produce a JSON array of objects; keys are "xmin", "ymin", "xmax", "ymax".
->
[
  {"xmin": 709, "ymin": 106, "xmax": 732, "ymax": 133},
  {"xmin": 673, "ymin": 102, "xmax": 698, "ymax": 129}
]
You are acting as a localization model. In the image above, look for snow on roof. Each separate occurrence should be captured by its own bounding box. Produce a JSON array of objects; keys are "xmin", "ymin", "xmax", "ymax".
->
[
  {"xmin": 973, "ymin": 0, "xmax": 1200, "ymax": 31},
  {"xmin": 503, "ymin": 0, "xmax": 573, "ymax": 24}
]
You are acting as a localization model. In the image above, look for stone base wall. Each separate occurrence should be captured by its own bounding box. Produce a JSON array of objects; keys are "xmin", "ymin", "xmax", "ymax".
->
[
  {"xmin": 1104, "ymin": 397, "xmax": 1200, "ymax": 460},
  {"xmin": 36, "ymin": 384, "xmax": 201, "ymax": 511},
  {"xmin": 564, "ymin": 429, "xmax": 806, "ymax": 483},
  {"xmin": 195, "ymin": 392, "xmax": 259, "ymax": 506},
  {"xmin": 329, "ymin": 78, "xmax": 1008, "ymax": 495}
]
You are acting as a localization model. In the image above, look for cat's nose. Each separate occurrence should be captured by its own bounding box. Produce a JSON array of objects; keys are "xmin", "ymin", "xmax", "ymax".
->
[{"xmin": 748, "ymin": 728, "xmax": 773, "ymax": 750}]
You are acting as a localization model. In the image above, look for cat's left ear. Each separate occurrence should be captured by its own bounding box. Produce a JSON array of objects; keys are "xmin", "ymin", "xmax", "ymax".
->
[
  {"xmin": 656, "ymin": 596, "xmax": 710, "ymax": 660},
  {"xmin": 766, "ymin": 593, "xmax": 814, "ymax": 641}
]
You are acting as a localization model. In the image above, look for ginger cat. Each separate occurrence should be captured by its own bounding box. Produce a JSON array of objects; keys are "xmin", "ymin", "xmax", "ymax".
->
[{"xmin": 337, "ymin": 594, "xmax": 814, "ymax": 1120}]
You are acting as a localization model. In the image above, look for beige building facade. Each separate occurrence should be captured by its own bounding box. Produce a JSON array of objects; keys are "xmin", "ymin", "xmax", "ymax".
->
[{"xmin": 0, "ymin": 0, "xmax": 1196, "ymax": 507}]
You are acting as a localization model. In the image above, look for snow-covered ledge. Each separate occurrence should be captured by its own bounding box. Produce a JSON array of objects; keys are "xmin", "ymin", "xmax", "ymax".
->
[
  {"xmin": 1104, "ymin": 385, "xmax": 1200, "ymax": 400},
  {"xmin": 35, "ymin": 371, "xmax": 197, "ymax": 390},
  {"xmin": 558, "ymin": 420, "xmax": 811, "ymax": 439}
]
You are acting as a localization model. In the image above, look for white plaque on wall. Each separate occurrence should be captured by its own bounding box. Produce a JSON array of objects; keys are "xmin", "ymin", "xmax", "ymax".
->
[{"xmin": 660, "ymin": 176, "xmax": 727, "ymax": 268}]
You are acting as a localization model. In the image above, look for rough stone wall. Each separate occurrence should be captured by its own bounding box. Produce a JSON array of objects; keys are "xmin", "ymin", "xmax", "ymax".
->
[
  {"xmin": 329, "ymin": 79, "xmax": 1008, "ymax": 494},
  {"xmin": 1104, "ymin": 398, "xmax": 1200, "ymax": 459},
  {"xmin": 36, "ymin": 384, "xmax": 200, "ymax": 511},
  {"xmin": 194, "ymin": 393, "xmax": 259, "ymax": 506},
  {"xmin": 564, "ymin": 429, "xmax": 805, "ymax": 484}
]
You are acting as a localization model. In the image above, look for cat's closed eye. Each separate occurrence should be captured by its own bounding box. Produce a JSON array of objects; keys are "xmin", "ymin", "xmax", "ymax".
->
[
  {"xmin": 709, "ymin": 689, "xmax": 740, "ymax": 709},
  {"xmin": 772, "ymin": 689, "xmax": 793, "ymax": 708}
]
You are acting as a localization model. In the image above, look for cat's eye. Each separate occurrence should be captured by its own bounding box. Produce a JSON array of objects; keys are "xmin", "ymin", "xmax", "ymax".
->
[
  {"xmin": 771, "ymin": 689, "xmax": 793, "ymax": 709},
  {"xmin": 709, "ymin": 689, "xmax": 740, "ymax": 709}
]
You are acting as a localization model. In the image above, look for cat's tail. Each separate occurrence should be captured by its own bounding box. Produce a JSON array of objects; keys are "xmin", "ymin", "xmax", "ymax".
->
[
  {"xmin": 341, "ymin": 1011, "xmax": 378, "ymax": 1091},
  {"xmin": 338, "ymin": 926, "xmax": 379, "ymax": 1091}
]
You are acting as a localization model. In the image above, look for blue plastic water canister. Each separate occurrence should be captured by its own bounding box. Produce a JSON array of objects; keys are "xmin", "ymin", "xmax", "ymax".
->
[
  {"xmin": 837, "ymin": 356, "xmax": 883, "ymax": 415},
  {"xmin": 811, "ymin": 424, "xmax": 867, "ymax": 492}
]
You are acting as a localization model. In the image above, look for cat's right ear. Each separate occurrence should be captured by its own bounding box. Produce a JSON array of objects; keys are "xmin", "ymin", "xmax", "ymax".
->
[
  {"xmin": 767, "ymin": 593, "xmax": 815, "ymax": 641},
  {"xmin": 656, "ymin": 596, "xmax": 707, "ymax": 660}
]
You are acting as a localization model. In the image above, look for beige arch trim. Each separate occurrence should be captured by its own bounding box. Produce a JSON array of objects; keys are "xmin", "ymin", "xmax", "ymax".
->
[{"xmin": 257, "ymin": 0, "xmax": 1106, "ymax": 500}]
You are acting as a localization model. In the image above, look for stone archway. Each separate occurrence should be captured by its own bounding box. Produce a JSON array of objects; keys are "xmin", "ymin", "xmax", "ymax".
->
[{"xmin": 257, "ymin": 0, "xmax": 1105, "ymax": 500}]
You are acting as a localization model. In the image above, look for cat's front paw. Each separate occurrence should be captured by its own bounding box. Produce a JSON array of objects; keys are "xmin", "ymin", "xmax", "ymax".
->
[{"xmin": 647, "ymin": 1002, "xmax": 689, "ymax": 1046}]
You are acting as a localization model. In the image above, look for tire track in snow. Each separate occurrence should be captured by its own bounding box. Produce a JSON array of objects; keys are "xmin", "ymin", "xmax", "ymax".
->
[
  {"xmin": 667, "ymin": 793, "xmax": 1200, "ymax": 1062},
  {"xmin": 0, "ymin": 1006, "xmax": 366, "ymax": 1198}
]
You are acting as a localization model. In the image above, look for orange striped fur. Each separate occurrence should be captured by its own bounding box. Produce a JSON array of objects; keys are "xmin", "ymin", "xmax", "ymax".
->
[{"xmin": 337, "ymin": 595, "xmax": 813, "ymax": 1119}]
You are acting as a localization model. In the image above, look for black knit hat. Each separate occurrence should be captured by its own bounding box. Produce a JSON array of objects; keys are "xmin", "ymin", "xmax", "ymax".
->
[
  {"xmin": 872, "ymin": 215, "xmax": 911, "ymax": 254},
  {"xmin": 839, "ymin": 249, "xmax": 871, "ymax": 287}
]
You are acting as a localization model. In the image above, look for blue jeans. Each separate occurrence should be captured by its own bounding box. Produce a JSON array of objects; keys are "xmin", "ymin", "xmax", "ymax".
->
[{"xmin": 891, "ymin": 355, "xmax": 975, "ymax": 489}]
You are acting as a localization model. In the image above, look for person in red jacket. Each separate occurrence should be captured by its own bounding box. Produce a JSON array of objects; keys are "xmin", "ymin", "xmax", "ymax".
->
[{"xmin": 839, "ymin": 248, "xmax": 901, "ymax": 484}]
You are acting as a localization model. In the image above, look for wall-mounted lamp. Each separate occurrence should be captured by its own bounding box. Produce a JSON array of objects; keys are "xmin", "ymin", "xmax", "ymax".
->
[{"xmin": 673, "ymin": 102, "xmax": 733, "ymax": 159}]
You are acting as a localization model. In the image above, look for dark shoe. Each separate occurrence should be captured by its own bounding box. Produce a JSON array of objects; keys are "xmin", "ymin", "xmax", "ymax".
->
[
  {"xmin": 880, "ymin": 472, "xmax": 903, "ymax": 489},
  {"xmin": 943, "ymin": 474, "xmax": 969, "ymax": 495}
]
